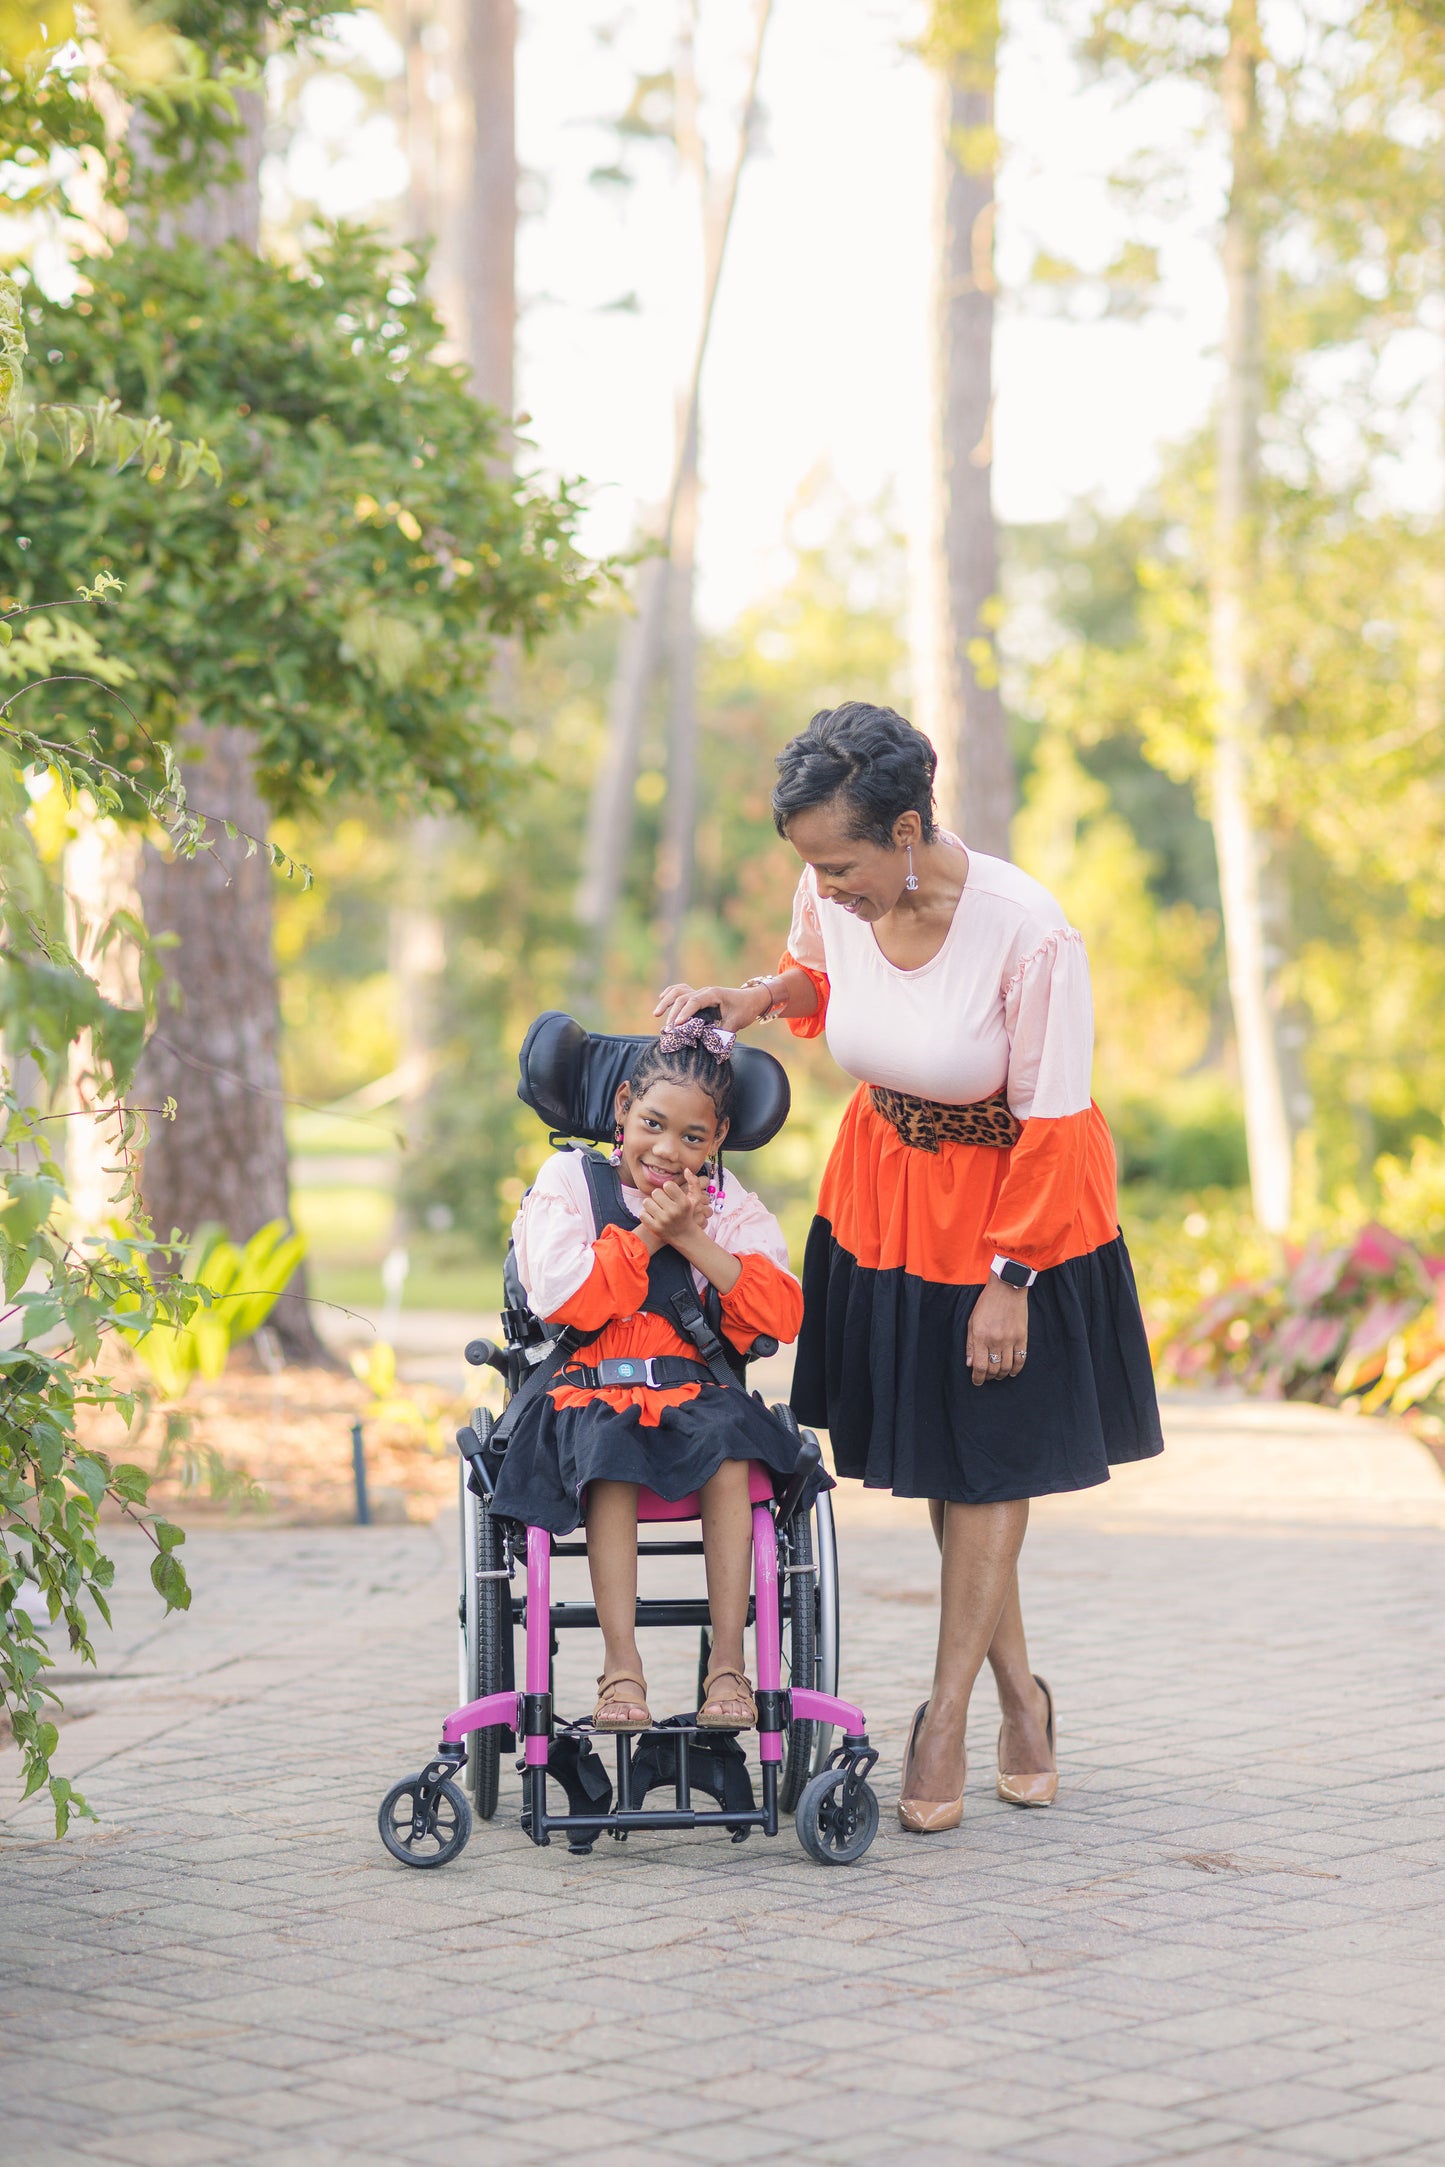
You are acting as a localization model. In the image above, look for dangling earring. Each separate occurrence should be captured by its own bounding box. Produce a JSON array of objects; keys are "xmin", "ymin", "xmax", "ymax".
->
[
  {"xmin": 612, "ymin": 1122, "xmax": 623, "ymax": 1164},
  {"xmin": 905, "ymin": 843, "xmax": 919, "ymax": 893},
  {"xmin": 705, "ymin": 1154, "xmax": 722, "ymax": 1204}
]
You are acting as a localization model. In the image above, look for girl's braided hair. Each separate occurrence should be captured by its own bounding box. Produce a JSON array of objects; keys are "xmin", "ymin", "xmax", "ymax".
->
[{"xmin": 626, "ymin": 1007, "xmax": 737, "ymax": 1130}]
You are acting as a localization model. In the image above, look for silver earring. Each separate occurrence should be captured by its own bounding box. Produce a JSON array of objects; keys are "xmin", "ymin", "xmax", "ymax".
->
[{"xmin": 905, "ymin": 844, "xmax": 919, "ymax": 892}]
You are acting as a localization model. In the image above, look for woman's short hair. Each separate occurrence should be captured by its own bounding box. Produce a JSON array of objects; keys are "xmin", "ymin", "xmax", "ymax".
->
[{"xmin": 771, "ymin": 703, "xmax": 938, "ymax": 847}]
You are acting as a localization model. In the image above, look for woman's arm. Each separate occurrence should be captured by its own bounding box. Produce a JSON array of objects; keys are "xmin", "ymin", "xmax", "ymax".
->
[{"xmin": 653, "ymin": 967, "xmax": 820, "ymax": 1034}]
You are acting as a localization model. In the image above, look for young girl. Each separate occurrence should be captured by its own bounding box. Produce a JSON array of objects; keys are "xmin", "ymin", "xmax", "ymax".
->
[{"xmin": 489, "ymin": 1014, "xmax": 806, "ymax": 1735}]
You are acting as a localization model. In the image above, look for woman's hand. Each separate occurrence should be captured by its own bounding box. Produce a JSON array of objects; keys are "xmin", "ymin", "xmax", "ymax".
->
[
  {"xmin": 654, "ymin": 981, "xmax": 770, "ymax": 1032},
  {"xmin": 965, "ymin": 1279, "xmax": 1028, "ymax": 1386}
]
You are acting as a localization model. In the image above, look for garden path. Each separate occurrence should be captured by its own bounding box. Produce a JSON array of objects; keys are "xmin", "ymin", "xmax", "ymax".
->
[{"xmin": 3, "ymin": 1399, "xmax": 1445, "ymax": 2166}]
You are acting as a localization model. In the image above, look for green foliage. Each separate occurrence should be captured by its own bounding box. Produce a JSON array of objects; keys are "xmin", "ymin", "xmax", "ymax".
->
[
  {"xmin": 0, "ymin": 695, "xmax": 198, "ymax": 1833},
  {"xmin": 0, "ymin": 0, "xmax": 342, "ymax": 228},
  {"xmin": 119, "ymin": 1219, "xmax": 307, "ymax": 1397},
  {"xmin": 1, "ymin": 231, "xmax": 602, "ymax": 819}
]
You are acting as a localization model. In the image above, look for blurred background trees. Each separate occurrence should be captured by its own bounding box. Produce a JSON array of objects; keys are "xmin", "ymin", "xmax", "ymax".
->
[{"xmin": 10, "ymin": 0, "xmax": 1445, "ymax": 1383}]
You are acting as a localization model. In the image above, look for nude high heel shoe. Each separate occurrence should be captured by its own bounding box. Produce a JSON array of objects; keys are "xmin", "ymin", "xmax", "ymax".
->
[
  {"xmin": 897, "ymin": 1701, "xmax": 965, "ymax": 1833},
  {"xmin": 997, "ymin": 1674, "xmax": 1057, "ymax": 1807}
]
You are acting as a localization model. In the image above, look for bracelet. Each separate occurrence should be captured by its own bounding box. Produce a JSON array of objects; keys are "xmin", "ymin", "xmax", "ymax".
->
[{"xmin": 742, "ymin": 975, "xmax": 784, "ymax": 1023}]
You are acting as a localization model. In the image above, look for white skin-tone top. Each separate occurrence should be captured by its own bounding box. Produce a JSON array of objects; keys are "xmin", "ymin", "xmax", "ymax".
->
[{"xmin": 785, "ymin": 841, "xmax": 1095, "ymax": 1121}]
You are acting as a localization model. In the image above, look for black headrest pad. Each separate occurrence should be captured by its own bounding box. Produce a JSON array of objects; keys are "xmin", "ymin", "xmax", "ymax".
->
[{"xmin": 517, "ymin": 1011, "xmax": 790, "ymax": 1154}]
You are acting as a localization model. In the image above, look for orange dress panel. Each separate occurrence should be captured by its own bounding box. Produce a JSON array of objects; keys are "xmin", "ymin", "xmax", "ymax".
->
[
  {"xmin": 547, "ymin": 1232, "xmax": 802, "ymax": 1426},
  {"xmin": 818, "ymin": 1086, "xmax": 1119, "ymax": 1286}
]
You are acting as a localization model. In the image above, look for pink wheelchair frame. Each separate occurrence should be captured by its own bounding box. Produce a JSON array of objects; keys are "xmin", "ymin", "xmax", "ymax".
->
[{"xmin": 380, "ymin": 1455, "xmax": 881, "ymax": 1867}]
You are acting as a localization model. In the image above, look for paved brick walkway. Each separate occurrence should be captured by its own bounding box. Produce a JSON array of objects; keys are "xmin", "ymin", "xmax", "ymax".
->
[{"xmin": 4, "ymin": 1402, "xmax": 1445, "ymax": 2166}]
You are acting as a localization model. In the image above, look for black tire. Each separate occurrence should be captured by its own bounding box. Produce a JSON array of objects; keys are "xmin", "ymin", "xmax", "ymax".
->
[
  {"xmin": 458, "ymin": 1433, "xmax": 508, "ymax": 1820},
  {"xmin": 779, "ymin": 1496, "xmax": 818, "ymax": 1811},
  {"xmin": 378, "ymin": 1775, "xmax": 472, "ymax": 1867},
  {"xmin": 795, "ymin": 1767, "xmax": 879, "ymax": 1866},
  {"xmin": 771, "ymin": 1407, "xmax": 819, "ymax": 1811}
]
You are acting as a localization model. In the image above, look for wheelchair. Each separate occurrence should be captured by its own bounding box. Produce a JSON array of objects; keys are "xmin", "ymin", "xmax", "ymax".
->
[{"xmin": 379, "ymin": 1010, "xmax": 880, "ymax": 1869}]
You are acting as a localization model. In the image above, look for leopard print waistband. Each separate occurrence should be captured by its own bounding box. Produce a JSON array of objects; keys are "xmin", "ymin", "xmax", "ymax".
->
[{"xmin": 868, "ymin": 1084, "xmax": 1022, "ymax": 1154}]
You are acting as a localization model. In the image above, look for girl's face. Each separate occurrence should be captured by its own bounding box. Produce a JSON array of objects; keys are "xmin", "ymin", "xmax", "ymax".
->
[
  {"xmin": 614, "ymin": 1078, "xmax": 726, "ymax": 1197},
  {"xmin": 785, "ymin": 796, "xmax": 920, "ymax": 924}
]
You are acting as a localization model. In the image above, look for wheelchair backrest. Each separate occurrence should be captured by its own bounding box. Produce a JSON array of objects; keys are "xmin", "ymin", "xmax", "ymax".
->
[{"xmin": 516, "ymin": 1009, "xmax": 790, "ymax": 1153}]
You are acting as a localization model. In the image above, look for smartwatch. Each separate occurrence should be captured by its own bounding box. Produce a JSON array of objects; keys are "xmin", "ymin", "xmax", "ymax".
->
[{"xmin": 991, "ymin": 1255, "xmax": 1037, "ymax": 1289}]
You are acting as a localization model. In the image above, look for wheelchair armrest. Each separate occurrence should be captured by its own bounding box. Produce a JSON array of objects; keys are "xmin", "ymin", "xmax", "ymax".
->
[
  {"xmin": 464, "ymin": 1337, "xmax": 508, "ymax": 1373},
  {"xmin": 747, "ymin": 1335, "xmax": 779, "ymax": 1362},
  {"xmin": 774, "ymin": 1431, "xmax": 822, "ymax": 1526}
]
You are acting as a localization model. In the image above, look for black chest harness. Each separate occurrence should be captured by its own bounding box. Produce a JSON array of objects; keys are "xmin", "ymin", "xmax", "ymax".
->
[{"xmin": 491, "ymin": 1153, "xmax": 738, "ymax": 1444}]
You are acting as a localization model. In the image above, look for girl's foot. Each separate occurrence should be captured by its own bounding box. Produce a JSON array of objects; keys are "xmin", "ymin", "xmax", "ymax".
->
[
  {"xmin": 698, "ymin": 1667, "xmax": 757, "ymax": 1731},
  {"xmin": 593, "ymin": 1672, "xmax": 651, "ymax": 1732}
]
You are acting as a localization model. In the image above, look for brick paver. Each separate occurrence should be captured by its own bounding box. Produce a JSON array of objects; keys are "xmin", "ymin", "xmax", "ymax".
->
[{"xmin": 4, "ymin": 1401, "xmax": 1445, "ymax": 2165}]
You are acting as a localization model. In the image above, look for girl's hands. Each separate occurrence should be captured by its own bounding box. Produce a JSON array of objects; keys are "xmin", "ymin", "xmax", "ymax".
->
[
  {"xmin": 654, "ymin": 981, "xmax": 769, "ymax": 1033},
  {"xmin": 965, "ymin": 1279, "xmax": 1028, "ymax": 1386},
  {"xmin": 638, "ymin": 1173, "xmax": 707, "ymax": 1246}
]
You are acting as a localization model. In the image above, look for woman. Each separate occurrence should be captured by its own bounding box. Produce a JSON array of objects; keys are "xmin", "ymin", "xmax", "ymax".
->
[{"xmin": 657, "ymin": 701, "xmax": 1163, "ymax": 1831}]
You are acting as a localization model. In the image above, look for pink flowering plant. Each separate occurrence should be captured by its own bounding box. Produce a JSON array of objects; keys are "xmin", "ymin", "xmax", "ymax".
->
[{"xmin": 1161, "ymin": 1222, "xmax": 1445, "ymax": 1432}]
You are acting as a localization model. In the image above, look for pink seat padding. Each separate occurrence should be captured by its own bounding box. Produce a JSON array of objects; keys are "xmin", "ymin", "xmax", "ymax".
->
[{"xmin": 636, "ymin": 1462, "xmax": 775, "ymax": 1522}]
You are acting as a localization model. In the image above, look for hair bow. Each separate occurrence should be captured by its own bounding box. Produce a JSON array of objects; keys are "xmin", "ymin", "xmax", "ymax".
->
[{"xmin": 659, "ymin": 1014, "xmax": 736, "ymax": 1062}]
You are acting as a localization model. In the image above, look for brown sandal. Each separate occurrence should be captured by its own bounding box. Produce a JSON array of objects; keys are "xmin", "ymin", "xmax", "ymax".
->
[
  {"xmin": 698, "ymin": 1667, "xmax": 758, "ymax": 1732},
  {"xmin": 593, "ymin": 1672, "xmax": 651, "ymax": 1733}
]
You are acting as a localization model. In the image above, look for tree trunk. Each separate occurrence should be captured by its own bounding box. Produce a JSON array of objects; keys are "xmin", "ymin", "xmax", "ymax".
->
[
  {"xmin": 656, "ymin": 7, "xmax": 704, "ymax": 985},
  {"xmin": 574, "ymin": 0, "xmax": 772, "ymax": 1002},
  {"xmin": 133, "ymin": 724, "xmax": 327, "ymax": 1360},
  {"xmin": 462, "ymin": 0, "xmax": 517, "ymax": 418},
  {"xmin": 658, "ymin": 398, "xmax": 700, "ymax": 983},
  {"xmin": 933, "ymin": 46, "xmax": 1013, "ymax": 857},
  {"xmin": 126, "ymin": 85, "xmax": 331, "ymax": 1359},
  {"xmin": 64, "ymin": 816, "xmax": 143, "ymax": 1237},
  {"xmin": 1210, "ymin": 0, "xmax": 1295, "ymax": 1234}
]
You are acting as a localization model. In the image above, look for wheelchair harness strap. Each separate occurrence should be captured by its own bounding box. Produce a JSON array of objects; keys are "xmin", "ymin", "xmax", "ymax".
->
[{"xmin": 490, "ymin": 1153, "xmax": 737, "ymax": 1445}]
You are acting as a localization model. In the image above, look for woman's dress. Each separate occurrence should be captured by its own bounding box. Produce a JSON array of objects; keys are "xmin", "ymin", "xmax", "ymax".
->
[
  {"xmin": 782, "ymin": 840, "xmax": 1164, "ymax": 1503},
  {"xmin": 489, "ymin": 1152, "xmax": 807, "ymax": 1535}
]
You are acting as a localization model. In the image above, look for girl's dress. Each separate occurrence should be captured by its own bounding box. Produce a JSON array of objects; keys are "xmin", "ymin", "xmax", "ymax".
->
[
  {"xmin": 781, "ymin": 839, "xmax": 1164, "ymax": 1505},
  {"xmin": 489, "ymin": 1151, "xmax": 807, "ymax": 1536}
]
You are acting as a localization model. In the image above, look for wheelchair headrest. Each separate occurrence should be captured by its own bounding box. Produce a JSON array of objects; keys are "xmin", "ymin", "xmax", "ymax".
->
[{"xmin": 516, "ymin": 1010, "xmax": 791, "ymax": 1153}]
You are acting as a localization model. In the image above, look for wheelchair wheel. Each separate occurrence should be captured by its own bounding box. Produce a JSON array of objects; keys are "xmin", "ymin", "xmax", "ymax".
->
[
  {"xmin": 795, "ymin": 1765, "xmax": 879, "ymax": 1867},
  {"xmin": 379, "ymin": 1774, "xmax": 472, "ymax": 1867},
  {"xmin": 458, "ymin": 1429, "xmax": 509, "ymax": 1820},
  {"xmin": 772, "ymin": 1407, "xmax": 827, "ymax": 1811}
]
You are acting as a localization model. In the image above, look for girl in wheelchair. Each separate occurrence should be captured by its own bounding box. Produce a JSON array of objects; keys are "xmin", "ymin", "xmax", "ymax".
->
[{"xmin": 489, "ymin": 1013, "xmax": 808, "ymax": 1738}]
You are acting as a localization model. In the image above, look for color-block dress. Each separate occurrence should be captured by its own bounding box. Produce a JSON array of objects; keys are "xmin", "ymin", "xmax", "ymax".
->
[
  {"xmin": 488, "ymin": 1151, "xmax": 807, "ymax": 1536},
  {"xmin": 783, "ymin": 841, "xmax": 1164, "ymax": 1503}
]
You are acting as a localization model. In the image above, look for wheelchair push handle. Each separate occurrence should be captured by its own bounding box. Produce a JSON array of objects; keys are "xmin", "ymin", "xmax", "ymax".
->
[{"xmin": 465, "ymin": 1337, "xmax": 508, "ymax": 1373}]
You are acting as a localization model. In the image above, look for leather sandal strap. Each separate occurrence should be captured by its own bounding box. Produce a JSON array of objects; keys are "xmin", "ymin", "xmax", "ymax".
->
[
  {"xmin": 596, "ymin": 1671, "xmax": 648, "ymax": 1701},
  {"xmin": 701, "ymin": 1668, "xmax": 755, "ymax": 1708}
]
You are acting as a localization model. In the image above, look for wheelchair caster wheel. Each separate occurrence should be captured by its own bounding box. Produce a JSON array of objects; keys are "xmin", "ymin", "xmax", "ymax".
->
[
  {"xmin": 378, "ymin": 1773, "xmax": 472, "ymax": 1867},
  {"xmin": 795, "ymin": 1765, "xmax": 879, "ymax": 1866}
]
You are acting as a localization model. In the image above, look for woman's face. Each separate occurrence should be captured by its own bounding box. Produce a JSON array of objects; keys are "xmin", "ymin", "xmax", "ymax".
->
[
  {"xmin": 785, "ymin": 797, "xmax": 918, "ymax": 924},
  {"xmin": 613, "ymin": 1078, "xmax": 726, "ymax": 1196}
]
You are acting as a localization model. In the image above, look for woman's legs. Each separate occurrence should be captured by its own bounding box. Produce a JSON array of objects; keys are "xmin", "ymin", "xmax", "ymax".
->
[
  {"xmin": 907, "ymin": 1498, "xmax": 1030, "ymax": 1801},
  {"xmin": 925, "ymin": 1504, "xmax": 1054, "ymax": 1779},
  {"xmin": 698, "ymin": 1457, "xmax": 753, "ymax": 1682},
  {"xmin": 585, "ymin": 1481, "xmax": 646, "ymax": 1703}
]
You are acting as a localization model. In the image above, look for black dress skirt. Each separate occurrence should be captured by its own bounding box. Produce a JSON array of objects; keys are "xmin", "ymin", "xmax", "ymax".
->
[
  {"xmin": 791, "ymin": 1218, "xmax": 1164, "ymax": 1504},
  {"xmin": 489, "ymin": 1379, "xmax": 813, "ymax": 1538}
]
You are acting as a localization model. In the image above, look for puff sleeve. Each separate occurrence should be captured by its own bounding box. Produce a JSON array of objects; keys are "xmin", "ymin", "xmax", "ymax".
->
[
  {"xmin": 779, "ymin": 871, "xmax": 830, "ymax": 1040},
  {"xmin": 983, "ymin": 928, "xmax": 1099, "ymax": 1271}
]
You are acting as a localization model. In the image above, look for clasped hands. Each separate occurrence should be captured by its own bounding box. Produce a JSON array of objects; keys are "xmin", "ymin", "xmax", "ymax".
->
[{"xmin": 635, "ymin": 1168, "xmax": 712, "ymax": 1253}]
